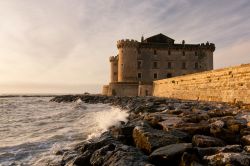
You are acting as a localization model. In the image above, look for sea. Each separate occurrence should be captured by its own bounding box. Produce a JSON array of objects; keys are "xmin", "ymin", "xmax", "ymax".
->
[{"xmin": 0, "ymin": 97, "xmax": 128, "ymax": 166}]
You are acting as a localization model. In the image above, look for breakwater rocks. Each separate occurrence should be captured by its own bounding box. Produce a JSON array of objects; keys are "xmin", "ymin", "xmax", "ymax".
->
[{"xmin": 50, "ymin": 95, "xmax": 250, "ymax": 166}]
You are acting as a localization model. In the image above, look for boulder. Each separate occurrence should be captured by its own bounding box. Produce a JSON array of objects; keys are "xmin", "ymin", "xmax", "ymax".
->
[
  {"xmin": 208, "ymin": 109, "xmax": 234, "ymax": 118},
  {"xmin": 192, "ymin": 135, "xmax": 225, "ymax": 147},
  {"xmin": 179, "ymin": 152, "xmax": 203, "ymax": 166},
  {"xmin": 244, "ymin": 146, "xmax": 250, "ymax": 153},
  {"xmin": 133, "ymin": 126, "xmax": 180, "ymax": 153},
  {"xmin": 110, "ymin": 125, "xmax": 135, "ymax": 145},
  {"xmin": 158, "ymin": 115, "xmax": 183, "ymax": 131},
  {"xmin": 101, "ymin": 144, "xmax": 153, "ymax": 166},
  {"xmin": 241, "ymin": 135, "xmax": 250, "ymax": 145},
  {"xmin": 175, "ymin": 122, "xmax": 210, "ymax": 136},
  {"xmin": 149, "ymin": 143, "xmax": 192, "ymax": 165},
  {"xmin": 204, "ymin": 152, "xmax": 250, "ymax": 166}
]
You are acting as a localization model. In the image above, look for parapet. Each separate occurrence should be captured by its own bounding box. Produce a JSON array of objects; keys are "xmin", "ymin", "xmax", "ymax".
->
[
  {"xmin": 109, "ymin": 55, "xmax": 118, "ymax": 62},
  {"xmin": 117, "ymin": 39, "xmax": 139, "ymax": 49},
  {"xmin": 200, "ymin": 42, "xmax": 215, "ymax": 52}
]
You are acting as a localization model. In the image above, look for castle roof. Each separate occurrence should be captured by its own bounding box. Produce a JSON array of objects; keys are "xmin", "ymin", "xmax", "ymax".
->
[{"xmin": 144, "ymin": 33, "xmax": 175, "ymax": 44}]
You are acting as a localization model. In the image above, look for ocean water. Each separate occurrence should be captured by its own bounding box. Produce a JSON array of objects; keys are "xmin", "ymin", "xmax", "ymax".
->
[{"xmin": 0, "ymin": 97, "xmax": 128, "ymax": 166}]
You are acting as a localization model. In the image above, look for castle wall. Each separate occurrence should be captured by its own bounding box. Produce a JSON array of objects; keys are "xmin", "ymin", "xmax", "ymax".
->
[
  {"xmin": 110, "ymin": 56, "xmax": 118, "ymax": 82},
  {"xmin": 137, "ymin": 47, "xmax": 214, "ymax": 83},
  {"xmin": 108, "ymin": 82, "xmax": 138, "ymax": 96},
  {"xmin": 153, "ymin": 64, "xmax": 250, "ymax": 104},
  {"xmin": 117, "ymin": 40, "xmax": 138, "ymax": 82},
  {"xmin": 138, "ymin": 84, "xmax": 152, "ymax": 96},
  {"xmin": 102, "ymin": 85, "xmax": 109, "ymax": 95}
]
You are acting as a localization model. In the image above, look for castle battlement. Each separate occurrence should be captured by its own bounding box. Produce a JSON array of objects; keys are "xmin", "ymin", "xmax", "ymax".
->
[
  {"xmin": 117, "ymin": 39, "xmax": 139, "ymax": 48},
  {"xmin": 109, "ymin": 56, "xmax": 117, "ymax": 62}
]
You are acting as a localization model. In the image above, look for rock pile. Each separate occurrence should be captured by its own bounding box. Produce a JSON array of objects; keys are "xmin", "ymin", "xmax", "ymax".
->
[{"xmin": 50, "ymin": 95, "xmax": 250, "ymax": 166}]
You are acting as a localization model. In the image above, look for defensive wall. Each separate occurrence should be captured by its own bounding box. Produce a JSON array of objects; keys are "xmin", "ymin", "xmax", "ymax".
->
[{"xmin": 153, "ymin": 63, "xmax": 250, "ymax": 104}]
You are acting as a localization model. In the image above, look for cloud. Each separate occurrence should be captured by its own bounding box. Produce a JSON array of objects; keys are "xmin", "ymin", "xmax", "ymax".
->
[{"xmin": 0, "ymin": 0, "xmax": 249, "ymax": 93}]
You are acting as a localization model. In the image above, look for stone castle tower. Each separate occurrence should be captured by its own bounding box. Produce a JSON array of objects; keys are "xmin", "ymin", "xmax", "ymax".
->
[{"xmin": 102, "ymin": 33, "xmax": 215, "ymax": 96}]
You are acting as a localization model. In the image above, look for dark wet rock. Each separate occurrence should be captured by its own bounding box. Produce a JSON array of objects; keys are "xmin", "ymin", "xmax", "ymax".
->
[
  {"xmin": 179, "ymin": 152, "xmax": 203, "ymax": 166},
  {"xmin": 244, "ymin": 146, "xmax": 250, "ymax": 153},
  {"xmin": 182, "ymin": 113, "xmax": 209, "ymax": 123},
  {"xmin": 226, "ymin": 118, "xmax": 247, "ymax": 133},
  {"xmin": 100, "ymin": 144, "xmax": 152, "ymax": 166},
  {"xmin": 158, "ymin": 115, "xmax": 183, "ymax": 131},
  {"xmin": 208, "ymin": 109, "xmax": 234, "ymax": 118},
  {"xmin": 241, "ymin": 135, "xmax": 250, "ymax": 145},
  {"xmin": 133, "ymin": 126, "xmax": 180, "ymax": 154},
  {"xmin": 110, "ymin": 125, "xmax": 135, "ymax": 145},
  {"xmin": 192, "ymin": 135, "xmax": 225, "ymax": 147},
  {"xmin": 204, "ymin": 152, "xmax": 250, "ymax": 166},
  {"xmin": 175, "ymin": 122, "xmax": 210, "ymax": 136},
  {"xmin": 149, "ymin": 143, "xmax": 192, "ymax": 165},
  {"xmin": 241, "ymin": 128, "xmax": 250, "ymax": 136},
  {"xmin": 195, "ymin": 145, "xmax": 243, "ymax": 158},
  {"xmin": 168, "ymin": 130, "xmax": 192, "ymax": 142},
  {"xmin": 90, "ymin": 143, "xmax": 116, "ymax": 165}
]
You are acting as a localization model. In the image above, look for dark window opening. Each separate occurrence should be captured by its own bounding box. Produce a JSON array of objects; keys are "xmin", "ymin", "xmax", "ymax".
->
[
  {"xmin": 167, "ymin": 62, "xmax": 172, "ymax": 69},
  {"xmin": 195, "ymin": 51, "xmax": 198, "ymax": 56},
  {"xmin": 154, "ymin": 73, "xmax": 158, "ymax": 79},
  {"xmin": 154, "ymin": 50, "xmax": 157, "ymax": 55},
  {"xmin": 195, "ymin": 62, "xmax": 198, "ymax": 69},
  {"xmin": 167, "ymin": 73, "xmax": 172, "ymax": 78},
  {"xmin": 138, "ymin": 49, "xmax": 141, "ymax": 54},
  {"xmin": 153, "ymin": 61, "xmax": 158, "ymax": 69},
  {"xmin": 138, "ymin": 73, "xmax": 142, "ymax": 79},
  {"xmin": 168, "ymin": 50, "xmax": 171, "ymax": 55},
  {"xmin": 182, "ymin": 62, "xmax": 186, "ymax": 69},
  {"xmin": 137, "ymin": 61, "xmax": 142, "ymax": 69},
  {"xmin": 183, "ymin": 51, "xmax": 185, "ymax": 56},
  {"xmin": 145, "ymin": 90, "xmax": 148, "ymax": 96}
]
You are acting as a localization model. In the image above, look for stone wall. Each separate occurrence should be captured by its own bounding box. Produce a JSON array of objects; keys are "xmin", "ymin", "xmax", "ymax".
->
[
  {"xmin": 153, "ymin": 64, "xmax": 250, "ymax": 104},
  {"xmin": 108, "ymin": 82, "xmax": 139, "ymax": 96}
]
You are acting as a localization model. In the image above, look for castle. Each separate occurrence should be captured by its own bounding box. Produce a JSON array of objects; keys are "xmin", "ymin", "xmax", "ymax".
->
[{"xmin": 102, "ymin": 33, "xmax": 215, "ymax": 96}]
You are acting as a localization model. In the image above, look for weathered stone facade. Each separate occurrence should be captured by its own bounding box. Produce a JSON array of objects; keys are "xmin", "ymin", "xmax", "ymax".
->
[
  {"xmin": 153, "ymin": 64, "xmax": 250, "ymax": 104},
  {"xmin": 103, "ymin": 33, "xmax": 215, "ymax": 96}
]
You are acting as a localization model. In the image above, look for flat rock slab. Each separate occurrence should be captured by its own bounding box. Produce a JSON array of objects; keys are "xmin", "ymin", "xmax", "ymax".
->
[
  {"xmin": 192, "ymin": 135, "xmax": 225, "ymax": 147},
  {"xmin": 149, "ymin": 143, "xmax": 192, "ymax": 165},
  {"xmin": 133, "ymin": 126, "xmax": 180, "ymax": 154}
]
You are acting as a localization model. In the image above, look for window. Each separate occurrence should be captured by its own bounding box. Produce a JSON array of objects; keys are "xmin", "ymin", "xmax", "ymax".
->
[
  {"xmin": 167, "ymin": 62, "xmax": 172, "ymax": 69},
  {"xmin": 138, "ymin": 49, "xmax": 141, "ymax": 54},
  {"xmin": 182, "ymin": 62, "xmax": 186, "ymax": 69},
  {"xmin": 183, "ymin": 51, "xmax": 185, "ymax": 56},
  {"xmin": 154, "ymin": 50, "xmax": 157, "ymax": 55},
  {"xmin": 138, "ymin": 73, "xmax": 142, "ymax": 79},
  {"xmin": 153, "ymin": 61, "xmax": 158, "ymax": 69},
  {"xmin": 195, "ymin": 62, "xmax": 198, "ymax": 69},
  {"xmin": 168, "ymin": 50, "xmax": 171, "ymax": 55},
  {"xmin": 137, "ymin": 61, "xmax": 142, "ymax": 69},
  {"xmin": 195, "ymin": 51, "xmax": 198, "ymax": 56},
  {"xmin": 153, "ymin": 73, "xmax": 158, "ymax": 79},
  {"xmin": 167, "ymin": 73, "xmax": 172, "ymax": 78}
]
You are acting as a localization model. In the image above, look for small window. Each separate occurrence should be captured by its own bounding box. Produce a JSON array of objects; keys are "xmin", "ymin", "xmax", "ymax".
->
[
  {"xmin": 183, "ymin": 51, "xmax": 185, "ymax": 56},
  {"xmin": 195, "ymin": 51, "xmax": 198, "ymax": 56},
  {"xmin": 138, "ymin": 73, "xmax": 142, "ymax": 79},
  {"xmin": 167, "ymin": 73, "xmax": 172, "ymax": 78},
  {"xmin": 168, "ymin": 50, "xmax": 171, "ymax": 55},
  {"xmin": 182, "ymin": 62, "xmax": 186, "ymax": 69},
  {"xmin": 154, "ymin": 73, "xmax": 158, "ymax": 79},
  {"xmin": 153, "ymin": 61, "xmax": 158, "ymax": 69},
  {"xmin": 167, "ymin": 62, "xmax": 172, "ymax": 69},
  {"xmin": 195, "ymin": 62, "xmax": 198, "ymax": 69},
  {"xmin": 154, "ymin": 50, "xmax": 157, "ymax": 55},
  {"xmin": 137, "ymin": 61, "xmax": 142, "ymax": 69}
]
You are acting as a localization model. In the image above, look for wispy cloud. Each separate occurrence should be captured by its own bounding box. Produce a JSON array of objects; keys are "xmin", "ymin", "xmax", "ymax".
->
[{"xmin": 0, "ymin": 0, "xmax": 249, "ymax": 93}]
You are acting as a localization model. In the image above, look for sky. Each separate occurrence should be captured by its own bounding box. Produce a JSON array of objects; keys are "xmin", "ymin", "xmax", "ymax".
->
[{"xmin": 0, "ymin": 0, "xmax": 249, "ymax": 94}]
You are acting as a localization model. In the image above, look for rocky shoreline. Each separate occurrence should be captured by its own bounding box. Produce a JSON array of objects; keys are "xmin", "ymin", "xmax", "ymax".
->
[{"xmin": 49, "ymin": 95, "xmax": 250, "ymax": 166}]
